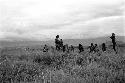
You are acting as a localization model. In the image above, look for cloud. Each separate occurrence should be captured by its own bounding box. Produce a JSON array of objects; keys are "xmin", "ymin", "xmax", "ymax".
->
[
  {"xmin": 89, "ymin": 4, "xmax": 123, "ymax": 18},
  {"xmin": 56, "ymin": 16, "xmax": 124, "ymax": 39},
  {"xmin": 18, "ymin": 16, "xmax": 123, "ymax": 40},
  {"xmin": 0, "ymin": 16, "xmax": 124, "ymax": 40},
  {"xmin": 0, "ymin": 0, "xmax": 124, "ymax": 40}
]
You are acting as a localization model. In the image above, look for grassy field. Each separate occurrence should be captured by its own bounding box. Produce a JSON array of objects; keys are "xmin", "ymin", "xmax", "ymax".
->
[{"xmin": 0, "ymin": 42, "xmax": 125, "ymax": 83}]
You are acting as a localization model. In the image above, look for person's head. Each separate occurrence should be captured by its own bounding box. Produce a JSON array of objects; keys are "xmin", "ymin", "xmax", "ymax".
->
[
  {"xmin": 56, "ymin": 35, "xmax": 59, "ymax": 38},
  {"xmin": 102, "ymin": 43, "xmax": 105, "ymax": 46},
  {"xmin": 91, "ymin": 43, "xmax": 93, "ymax": 46},
  {"xmin": 112, "ymin": 33, "xmax": 115, "ymax": 36},
  {"xmin": 95, "ymin": 44, "xmax": 97, "ymax": 46}
]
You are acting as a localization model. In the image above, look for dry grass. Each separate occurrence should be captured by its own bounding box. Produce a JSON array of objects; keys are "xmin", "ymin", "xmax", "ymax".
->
[{"xmin": 0, "ymin": 44, "xmax": 125, "ymax": 83}]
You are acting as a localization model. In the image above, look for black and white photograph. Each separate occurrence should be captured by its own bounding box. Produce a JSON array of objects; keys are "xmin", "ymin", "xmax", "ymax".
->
[{"xmin": 0, "ymin": 0, "xmax": 125, "ymax": 83}]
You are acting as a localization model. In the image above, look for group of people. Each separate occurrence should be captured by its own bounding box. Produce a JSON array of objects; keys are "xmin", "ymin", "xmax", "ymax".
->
[
  {"xmin": 55, "ymin": 35, "xmax": 63, "ymax": 51},
  {"xmin": 88, "ymin": 43, "xmax": 106, "ymax": 53},
  {"xmin": 89, "ymin": 33, "xmax": 117, "ymax": 53},
  {"xmin": 54, "ymin": 33, "xmax": 117, "ymax": 53},
  {"xmin": 55, "ymin": 35, "xmax": 75, "ymax": 52},
  {"xmin": 43, "ymin": 33, "xmax": 117, "ymax": 53},
  {"xmin": 87, "ymin": 33, "xmax": 116, "ymax": 53},
  {"xmin": 89, "ymin": 43, "xmax": 99, "ymax": 53},
  {"xmin": 54, "ymin": 35, "xmax": 102, "ymax": 53}
]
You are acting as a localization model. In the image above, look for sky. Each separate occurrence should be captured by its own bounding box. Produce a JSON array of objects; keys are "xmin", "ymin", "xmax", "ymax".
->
[{"xmin": 0, "ymin": 0, "xmax": 124, "ymax": 41}]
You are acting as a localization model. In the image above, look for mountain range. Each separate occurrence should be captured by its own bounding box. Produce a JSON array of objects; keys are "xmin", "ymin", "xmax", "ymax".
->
[{"xmin": 0, "ymin": 36, "xmax": 125, "ymax": 48}]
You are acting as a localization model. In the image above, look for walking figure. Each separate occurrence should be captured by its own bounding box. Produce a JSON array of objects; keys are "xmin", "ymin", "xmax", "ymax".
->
[
  {"xmin": 102, "ymin": 43, "xmax": 106, "ymax": 52},
  {"xmin": 78, "ymin": 44, "xmax": 84, "ymax": 53},
  {"xmin": 55, "ymin": 35, "xmax": 60, "ymax": 51},
  {"xmin": 110, "ymin": 33, "xmax": 117, "ymax": 53}
]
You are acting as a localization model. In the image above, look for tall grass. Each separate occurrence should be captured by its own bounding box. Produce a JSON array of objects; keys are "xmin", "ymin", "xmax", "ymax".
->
[{"xmin": 0, "ymin": 45, "xmax": 125, "ymax": 83}]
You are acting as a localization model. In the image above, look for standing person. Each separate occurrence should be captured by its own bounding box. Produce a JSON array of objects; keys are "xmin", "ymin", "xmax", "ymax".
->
[
  {"xmin": 55, "ymin": 35, "xmax": 60, "ymax": 51},
  {"xmin": 78, "ymin": 44, "xmax": 84, "ymax": 53},
  {"xmin": 110, "ymin": 33, "xmax": 117, "ymax": 53},
  {"xmin": 102, "ymin": 43, "xmax": 106, "ymax": 52}
]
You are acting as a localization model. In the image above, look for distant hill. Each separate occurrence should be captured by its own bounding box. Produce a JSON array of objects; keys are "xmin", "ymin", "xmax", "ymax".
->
[
  {"xmin": 64, "ymin": 36, "xmax": 125, "ymax": 46},
  {"xmin": 0, "ymin": 36, "xmax": 125, "ymax": 48}
]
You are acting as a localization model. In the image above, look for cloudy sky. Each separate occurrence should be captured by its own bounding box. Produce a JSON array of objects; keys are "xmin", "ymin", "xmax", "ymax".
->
[{"xmin": 0, "ymin": 0, "xmax": 124, "ymax": 41}]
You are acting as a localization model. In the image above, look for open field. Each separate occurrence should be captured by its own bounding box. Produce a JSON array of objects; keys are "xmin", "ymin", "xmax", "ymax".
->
[{"xmin": 0, "ymin": 41, "xmax": 125, "ymax": 83}]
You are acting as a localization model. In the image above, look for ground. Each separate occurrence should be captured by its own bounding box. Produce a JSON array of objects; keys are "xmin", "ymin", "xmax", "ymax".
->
[{"xmin": 0, "ymin": 41, "xmax": 125, "ymax": 83}]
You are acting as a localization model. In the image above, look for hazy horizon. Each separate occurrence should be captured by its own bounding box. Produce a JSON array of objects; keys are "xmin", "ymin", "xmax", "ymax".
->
[
  {"xmin": 0, "ymin": 0, "xmax": 124, "ymax": 41},
  {"xmin": 0, "ymin": 35, "xmax": 125, "ymax": 42}
]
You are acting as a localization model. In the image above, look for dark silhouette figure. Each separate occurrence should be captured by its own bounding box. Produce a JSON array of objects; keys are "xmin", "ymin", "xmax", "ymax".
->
[
  {"xmin": 89, "ymin": 43, "xmax": 94, "ymax": 53},
  {"xmin": 110, "ymin": 33, "xmax": 117, "ymax": 53},
  {"xmin": 60, "ymin": 39, "xmax": 63, "ymax": 50},
  {"xmin": 55, "ymin": 35, "xmax": 60, "ymax": 51},
  {"xmin": 63, "ymin": 45, "xmax": 66, "ymax": 52},
  {"xmin": 43, "ymin": 44, "xmax": 48, "ymax": 52},
  {"xmin": 70, "ymin": 45, "xmax": 74, "ymax": 52},
  {"xmin": 94, "ymin": 44, "xmax": 99, "ymax": 52},
  {"xmin": 102, "ymin": 43, "xmax": 106, "ymax": 52},
  {"xmin": 63, "ymin": 44, "xmax": 69, "ymax": 52},
  {"xmin": 78, "ymin": 44, "xmax": 84, "ymax": 53}
]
